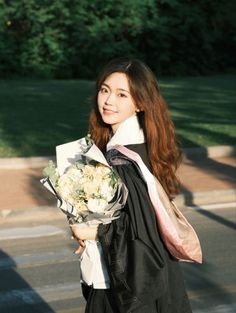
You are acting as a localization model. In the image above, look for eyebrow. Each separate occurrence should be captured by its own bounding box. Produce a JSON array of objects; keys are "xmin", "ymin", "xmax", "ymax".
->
[{"xmin": 101, "ymin": 83, "xmax": 130, "ymax": 94}]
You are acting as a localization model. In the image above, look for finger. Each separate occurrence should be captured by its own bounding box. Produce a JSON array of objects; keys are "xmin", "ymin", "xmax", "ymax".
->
[
  {"xmin": 74, "ymin": 245, "xmax": 84, "ymax": 255},
  {"xmin": 79, "ymin": 240, "xmax": 85, "ymax": 247},
  {"xmin": 71, "ymin": 234, "xmax": 80, "ymax": 242}
]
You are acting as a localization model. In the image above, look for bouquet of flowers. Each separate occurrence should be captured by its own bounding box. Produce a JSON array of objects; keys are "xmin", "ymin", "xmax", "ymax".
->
[{"xmin": 40, "ymin": 135, "xmax": 128, "ymax": 227}]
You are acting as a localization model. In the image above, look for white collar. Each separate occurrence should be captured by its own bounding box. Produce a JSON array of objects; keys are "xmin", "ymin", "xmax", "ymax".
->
[{"xmin": 106, "ymin": 115, "xmax": 145, "ymax": 151}]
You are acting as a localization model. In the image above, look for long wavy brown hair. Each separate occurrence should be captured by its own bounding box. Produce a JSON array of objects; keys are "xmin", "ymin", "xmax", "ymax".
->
[{"xmin": 89, "ymin": 58, "xmax": 182, "ymax": 199}]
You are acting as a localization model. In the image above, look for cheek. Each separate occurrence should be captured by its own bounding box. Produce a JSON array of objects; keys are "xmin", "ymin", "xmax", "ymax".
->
[
  {"xmin": 126, "ymin": 103, "xmax": 137, "ymax": 115},
  {"xmin": 97, "ymin": 95, "xmax": 103, "ymax": 110}
]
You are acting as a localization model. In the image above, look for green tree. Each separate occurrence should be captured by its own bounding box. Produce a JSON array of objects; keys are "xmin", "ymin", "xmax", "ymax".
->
[{"xmin": 0, "ymin": 0, "xmax": 235, "ymax": 78}]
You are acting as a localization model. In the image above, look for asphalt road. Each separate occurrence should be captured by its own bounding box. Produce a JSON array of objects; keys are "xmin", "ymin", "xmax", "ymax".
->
[{"xmin": 0, "ymin": 203, "xmax": 235, "ymax": 313}]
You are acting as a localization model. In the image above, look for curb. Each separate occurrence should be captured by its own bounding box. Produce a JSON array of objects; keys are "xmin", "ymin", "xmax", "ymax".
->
[
  {"xmin": 0, "ymin": 145, "xmax": 235, "ymax": 169},
  {"xmin": 1, "ymin": 189, "xmax": 235, "ymax": 223},
  {"xmin": 183, "ymin": 145, "xmax": 236, "ymax": 160},
  {"xmin": 0, "ymin": 156, "xmax": 55, "ymax": 169},
  {"xmin": 175, "ymin": 188, "xmax": 236, "ymax": 208}
]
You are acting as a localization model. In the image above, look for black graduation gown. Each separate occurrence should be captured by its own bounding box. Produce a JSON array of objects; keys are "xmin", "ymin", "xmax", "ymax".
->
[{"xmin": 85, "ymin": 143, "xmax": 192, "ymax": 313}]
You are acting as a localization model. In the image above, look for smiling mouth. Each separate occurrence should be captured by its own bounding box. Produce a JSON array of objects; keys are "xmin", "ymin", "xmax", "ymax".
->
[{"xmin": 103, "ymin": 108, "xmax": 117, "ymax": 114}]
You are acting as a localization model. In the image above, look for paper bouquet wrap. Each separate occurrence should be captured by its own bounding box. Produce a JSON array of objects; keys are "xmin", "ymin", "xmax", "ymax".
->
[{"xmin": 40, "ymin": 136, "xmax": 128, "ymax": 229}]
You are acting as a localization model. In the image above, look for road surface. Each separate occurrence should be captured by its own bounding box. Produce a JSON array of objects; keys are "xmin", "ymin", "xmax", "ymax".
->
[{"xmin": 0, "ymin": 203, "xmax": 235, "ymax": 313}]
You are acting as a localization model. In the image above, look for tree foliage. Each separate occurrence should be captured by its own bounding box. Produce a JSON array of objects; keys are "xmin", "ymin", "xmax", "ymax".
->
[{"xmin": 0, "ymin": 0, "xmax": 235, "ymax": 78}]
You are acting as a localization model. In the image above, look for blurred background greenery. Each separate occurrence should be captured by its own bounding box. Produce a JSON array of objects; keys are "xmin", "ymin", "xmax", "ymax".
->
[
  {"xmin": 1, "ymin": 0, "xmax": 235, "ymax": 78},
  {"xmin": 0, "ymin": 0, "xmax": 235, "ymax": 157}
]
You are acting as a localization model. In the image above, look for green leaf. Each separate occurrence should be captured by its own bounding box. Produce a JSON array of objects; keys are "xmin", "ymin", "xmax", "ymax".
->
[{"xmin": 43, "ymin": 160, "xmax": 59, "ymax": 186}]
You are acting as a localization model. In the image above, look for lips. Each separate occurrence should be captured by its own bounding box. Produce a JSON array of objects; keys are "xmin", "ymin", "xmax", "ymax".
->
[{"xmin": 103, "ymin": 108, "xmax": 117, "ymax": 114}]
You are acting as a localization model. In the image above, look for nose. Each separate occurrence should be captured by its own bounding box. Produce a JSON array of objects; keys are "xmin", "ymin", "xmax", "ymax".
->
[{"xmin": 105, "ymin": 92, "xmax": 116, "ymax": 106}]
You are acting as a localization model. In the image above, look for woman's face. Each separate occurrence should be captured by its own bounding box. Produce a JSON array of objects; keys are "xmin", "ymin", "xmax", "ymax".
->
[{"xmin": 97, "ymin": 72, "xmax": 137, "ymax": 133}]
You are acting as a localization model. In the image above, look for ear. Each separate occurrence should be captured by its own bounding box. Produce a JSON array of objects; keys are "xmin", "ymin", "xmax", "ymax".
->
[{"xmin": 135, "ymin": 108, "xmax": 144, "ymax": 112}]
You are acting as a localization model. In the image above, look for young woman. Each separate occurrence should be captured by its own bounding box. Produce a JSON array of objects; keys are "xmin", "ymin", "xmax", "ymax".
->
[{"xmin": 75, "ymin": 58, "xmax": 192, "ymax": 313}]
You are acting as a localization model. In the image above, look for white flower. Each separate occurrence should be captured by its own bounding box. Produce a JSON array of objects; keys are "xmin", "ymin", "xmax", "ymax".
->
[
  {"xmin": 87, "ymin": 198, "xmax": 108, "ymax": 213},
  {"xmin": 57, "ymin": 176, "xmax": 73, "ymax": 199},
  {"xmin": 99, "ymin": 181, "xmax": 115, "ymax": 201},
  {"xmin": 95, "ymin": 164, "xmax": 111, "ymax": 176},
  {"xmin": 83, "ymin": 181, "xmax": 99, "ymax": 197},
  {"xmin": 74, "ymin": 201, "xmax": 88, "ymax": 212},
  {"xmin": 51, "ymin": 160, "xmax": 119, "ymax": 222},
  {"xmin": 83, "ymin": 164, "xmax": 95, "ymax": 177},
  {"xmin": 66, "ymin": 167, "xmax": 83, "ymax": 180},
  {"xmin": 42, "ymin": 142, "xmax": 127, "ymax": 226}
]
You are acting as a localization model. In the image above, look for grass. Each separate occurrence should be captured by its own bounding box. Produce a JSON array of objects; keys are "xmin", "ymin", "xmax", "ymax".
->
[
  {"xmin": 0, "ymin": 74, "xmax": 235, "ymax": 157},
  {"xmin": 159, "ymin": 74, "xmax": 236, "ymax": 148}
]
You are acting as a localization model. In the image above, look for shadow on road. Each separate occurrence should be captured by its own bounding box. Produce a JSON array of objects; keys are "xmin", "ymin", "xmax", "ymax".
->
[
  {"xmin": 182, "ymin": 261, "xmax": 236, "ymax": 310},
  {"xmin": 191, "ymin": 206, "xmax": 236, "ymax": 230},
  {"xmin": 0, "ymin": 250, "xmax": 55, "ymax": 313}
]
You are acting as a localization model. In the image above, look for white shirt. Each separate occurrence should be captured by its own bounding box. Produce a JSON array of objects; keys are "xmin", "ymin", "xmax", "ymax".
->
[
  {"xmin": 80, "ymin": 240, "xmax": 110, "ymax": 288},
  {"xmin": 107, "ymin": 115, "xmax": 145, "ymax": 150},
  {"xmin": 80, "ymin": 114, "xmax": 145, "ymax": 289}
]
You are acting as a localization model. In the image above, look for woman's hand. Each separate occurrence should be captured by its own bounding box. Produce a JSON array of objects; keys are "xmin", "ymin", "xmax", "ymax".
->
[
  {"xmin": 71, "ymin": 235, "xmax": 85, "ymax": 255},
  {"xmin": 70, "ymin": 224, "xmax": 99, "ymax": 255},
  {"xmin": 70, "ymin": 224, "xmax": 98, "ymax": 240}
]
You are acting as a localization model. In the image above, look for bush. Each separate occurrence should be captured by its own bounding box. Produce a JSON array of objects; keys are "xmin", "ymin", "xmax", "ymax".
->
[{"xmin": 0, "ymin": 0, "xmax": 235, "ymax": 78}]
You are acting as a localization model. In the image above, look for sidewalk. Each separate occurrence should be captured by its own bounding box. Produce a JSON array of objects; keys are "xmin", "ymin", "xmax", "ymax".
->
[
  {"xmin": 0, "ymin": 153, "xmax": 235, "ymax": 219},
  {"xmin": 177, "ymin": 156, "xmax": 236, "ymax": 206}
]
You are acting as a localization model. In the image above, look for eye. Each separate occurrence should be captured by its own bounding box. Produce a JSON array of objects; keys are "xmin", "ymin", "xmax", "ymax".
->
[
  {"xmin": 118, "ymin": 93, "xmax": 127, "ymax": 98},
  {"xmin": 100, "ymin": 87, "xmax": 109, "ymax": 94}
]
